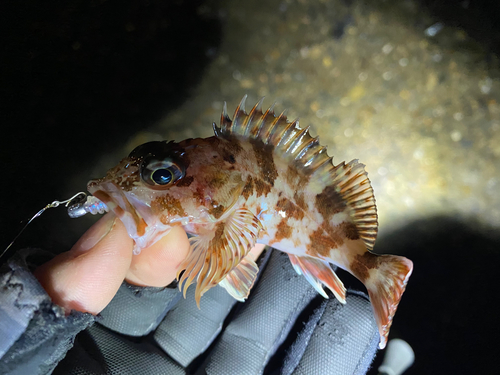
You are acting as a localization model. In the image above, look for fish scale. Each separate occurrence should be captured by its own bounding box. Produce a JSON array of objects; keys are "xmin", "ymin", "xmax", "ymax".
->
[{"xmin": 87, "ymin": 96, "xmax": 413, "ymax": 349}]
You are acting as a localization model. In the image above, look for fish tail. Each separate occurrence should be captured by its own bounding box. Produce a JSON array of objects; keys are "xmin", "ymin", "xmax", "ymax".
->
[{"xmin": 351, "ymin": 252, "xmax": 413, "ymax": 349}]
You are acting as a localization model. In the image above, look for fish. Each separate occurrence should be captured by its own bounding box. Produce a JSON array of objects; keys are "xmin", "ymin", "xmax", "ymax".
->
[{"xmin": 88, "ymin": 96, "xmax": 413, "ymax": 349}]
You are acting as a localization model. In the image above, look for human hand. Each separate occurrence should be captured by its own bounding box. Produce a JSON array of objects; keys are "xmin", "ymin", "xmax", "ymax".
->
[{"xmin": 34, "ymin": 212, "xmax": 191, "ymax": 314}]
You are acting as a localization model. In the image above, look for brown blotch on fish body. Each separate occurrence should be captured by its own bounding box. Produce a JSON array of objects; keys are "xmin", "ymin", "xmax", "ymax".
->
[
  {"xmin": 212, "ymin": 135, "xmax": 243, "ymax": 165},
  {"xmin": 242, "ymin": 176, "xmax": 254, "ymax": 200},
  {"xmin": 350, "ymin": 252, "xmax": 379, "ymax": 282},
  {"xmin": 103, "ymin": 159, "xmax": 141, "ymax": 192},
  {"xmin": 118, "ymin": 170, "xmax": 140, "ymax": 192},
  {"xmin": 285, "ymin": 164, "xmax": 309, "ymax": 191},
  {"xmin": 176, "ymin": 175, "xmax": 194, "ymax": 187},
  {"xmin": 223, "ymin": 135, "xmax": 244, "ymax": 157},
  {"xmin": 274, "ymin": 219, "xmax": 293, "ymax": 242},
  {"xmin": 151, "ymin": 194, "xmax": 187, "ymax": 217},
  {"xmin": 320, "ymin": 222, "xmax": 348, "ymax": 248},
  {"xmin": 192, "ymin": 188, "xmax": 206, "ymax": 205},
  {"xmin": 338, "ymin": 221, "xmax": 360, "ymax": 241},
  {"xmin": 217, "ymin": 136, "xmax": 242, "ymax": 165},
  {"xmin": 276, "ymin": 197, "xmax": 304, "ymax": 221},
  {"xmin": 250, "ymin": 138, "xmax": 278, "ymax": 186},
  {"xmin": 293, "ymin": 191, "xmax": 307, "ymax": 211},
  {"xmin": 315, "ymin": 185, "xmax": 346, "ymax": 221},
  {"xmin": 254, "ymin": 178, "xmax": 272, "ymax": 197},
  {"xmin": 306, "ymin": 227, "xmax": 342, "ymax": 258}
]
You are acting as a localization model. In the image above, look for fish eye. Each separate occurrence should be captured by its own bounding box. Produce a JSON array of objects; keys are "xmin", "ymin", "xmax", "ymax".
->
[
  {"xmin": 151, "ymin": 169, "xmax": 173, "ymax": 185},
  {"xmin": 141, "ymin": 158, "xmax": 185, "ymax": 187}
]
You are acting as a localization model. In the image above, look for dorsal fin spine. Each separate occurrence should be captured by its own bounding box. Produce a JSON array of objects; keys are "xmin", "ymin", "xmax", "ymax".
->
[
  {"xmin": 212, "ymin": 122, "xmax": 222, "ymax": 137},
  {"xmin": 233, "ymin": 95, "xmax": 247, "ymax": 119},
  {"xmin": 303, "ymin": 145, "xmax": 327, "ymax": 168},
  {"xmin": 286, "ymin": 125, "xmax": 309, "ymax": 154},
  {"xmin": 274, "ymin": 120, "xmax": 297, "ymax": 147},
  {"xmin": 269, "ymin": 109, "xmax": 289, "ymax": 144},
  {"xmin": 232, "ymin": 96, "xmax": 248, "ymax": 134},
  {"xmin": 254, "ymin": 104, "xmax": 274, "ymax": 138},
  {"xmin": 260, "ymin": 108, "xmax": 284, "ymax": 143},
  {"xmin": 307, "ymin": 147, "xmax": 329, "ymax": 170},
  {"xmin": 295, "ymin": 136, "xmax": 319, "ymax": 160},
  {"xmin": 221, "ymin": 102, "xmax": 232, "ymax": 133},
  {"xmin": 314, "ymin": 160, "xmax": 335, "ymax": 184},
  {"xmin": 276, "ymin": 120, "xmax": 299, "ymax": 149},
  {"xmin": 245, "ymin": 97, "xmax": 265, "ymax": 136},
  {"xmin": 315, "ymin": 156, "xmax": 334, "ymax": 171}
]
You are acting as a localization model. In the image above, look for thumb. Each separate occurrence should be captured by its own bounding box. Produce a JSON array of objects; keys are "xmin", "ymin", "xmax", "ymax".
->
[{"xmin": 35, "ymin": 213, "xmax": 134, "ymax": 314}]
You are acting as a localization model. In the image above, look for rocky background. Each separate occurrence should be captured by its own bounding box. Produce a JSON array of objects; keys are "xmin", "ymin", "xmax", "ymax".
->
[{"xmin": 2, "ymin": 0, "xmax": 499, "ymax": 373}]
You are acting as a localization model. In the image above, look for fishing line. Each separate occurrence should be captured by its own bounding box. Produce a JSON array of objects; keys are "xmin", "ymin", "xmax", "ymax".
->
[{"xmin": 0, "ymin": 192, "xmax": 108, "ymax": 261}]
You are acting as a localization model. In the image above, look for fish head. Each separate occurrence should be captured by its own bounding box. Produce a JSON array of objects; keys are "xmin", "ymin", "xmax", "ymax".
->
[{"xmin": 87, "ymin": 137, "xmax": 245, "ymax": 252}]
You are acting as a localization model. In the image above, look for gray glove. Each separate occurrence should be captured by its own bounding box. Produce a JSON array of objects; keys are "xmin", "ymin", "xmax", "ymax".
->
[
  {"xmin": 0, "ymin": 249, "xmax": 96, "ymax": 375},
  {"xmin": 54, "ymin": 249, "xmax": 379, "ymax": 375}
]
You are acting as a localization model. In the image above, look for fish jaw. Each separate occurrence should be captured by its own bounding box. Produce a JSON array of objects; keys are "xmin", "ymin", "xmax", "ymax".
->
[{"xmin": 87, "ymin": 179, "xmax": 172, "ymax": 253}]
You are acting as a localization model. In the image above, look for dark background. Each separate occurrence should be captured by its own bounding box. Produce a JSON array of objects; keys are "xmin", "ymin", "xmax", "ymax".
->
[
  {"xmin": 1, "ymin": 1, "xmax": 499, "ymax": 374},
  {"xmin": 0, "ymin": 0, "xmax": 222, "ymax": 253}
]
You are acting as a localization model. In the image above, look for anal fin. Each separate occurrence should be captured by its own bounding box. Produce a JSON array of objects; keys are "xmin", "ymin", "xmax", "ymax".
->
[
  {"xmin": 219, "ymin": 256, "xmax": 259, "ymax": 301},
  {"xmin": 288, "ymin": 254, "xmax": 346, "ymax": 304}
]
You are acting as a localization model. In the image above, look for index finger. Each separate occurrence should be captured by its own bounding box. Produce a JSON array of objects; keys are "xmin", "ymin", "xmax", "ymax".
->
[{"xmin": 35, "ymin": 213, "xmax": 134, "ymax": 314}]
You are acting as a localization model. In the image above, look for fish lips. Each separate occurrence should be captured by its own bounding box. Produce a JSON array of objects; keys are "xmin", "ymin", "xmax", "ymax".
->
[{"xmin": 87, "ymin": 180, "xmax": 150, "ymax": 244}]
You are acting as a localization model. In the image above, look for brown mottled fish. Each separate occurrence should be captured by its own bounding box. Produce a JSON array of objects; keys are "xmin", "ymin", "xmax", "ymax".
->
[{"xmin": 88, "ymin": 96, "xmax": 413, "ymax": 348}]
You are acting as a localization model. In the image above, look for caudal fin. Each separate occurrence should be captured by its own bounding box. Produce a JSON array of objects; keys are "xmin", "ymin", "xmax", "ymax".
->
[{"xmin": 362, "ymin": 254, "xmax": 413, "ymax": 349}]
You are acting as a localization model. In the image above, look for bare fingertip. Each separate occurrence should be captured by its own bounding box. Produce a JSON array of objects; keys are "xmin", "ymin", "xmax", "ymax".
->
[{"xmin": 71, "ymin": 213, "xmax": 116, "ymax": 253}]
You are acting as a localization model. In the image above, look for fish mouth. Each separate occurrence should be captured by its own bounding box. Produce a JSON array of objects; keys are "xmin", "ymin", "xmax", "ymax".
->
[{"xmin": 87, "ymin": 180, "xmax": 149, "ymax": 243}]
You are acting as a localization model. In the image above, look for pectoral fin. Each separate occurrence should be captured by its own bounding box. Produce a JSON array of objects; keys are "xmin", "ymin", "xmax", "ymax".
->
[
  {"xmin": 177, "ymin": 207, "xmax": 264, "ymax": 307},
  {"xmin": 218, "ymin": 256, "xmax": 259, "ymax": 301},
  {"xmin": 288, "ymin": 254, "xmax": 346, "ymax": 303}
]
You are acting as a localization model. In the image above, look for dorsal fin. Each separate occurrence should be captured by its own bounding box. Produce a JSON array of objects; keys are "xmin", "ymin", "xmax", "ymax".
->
[
  {"xmin": 215, "ymin": 96, "xmax": 330, "ymax": 167},
  {"xmin": 330, "ymin": 160, "xmax": 378, "ymax": 250},
  {"xmin": 214, "ymin": 96, "xmax": 378, "ymax": 250}
]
